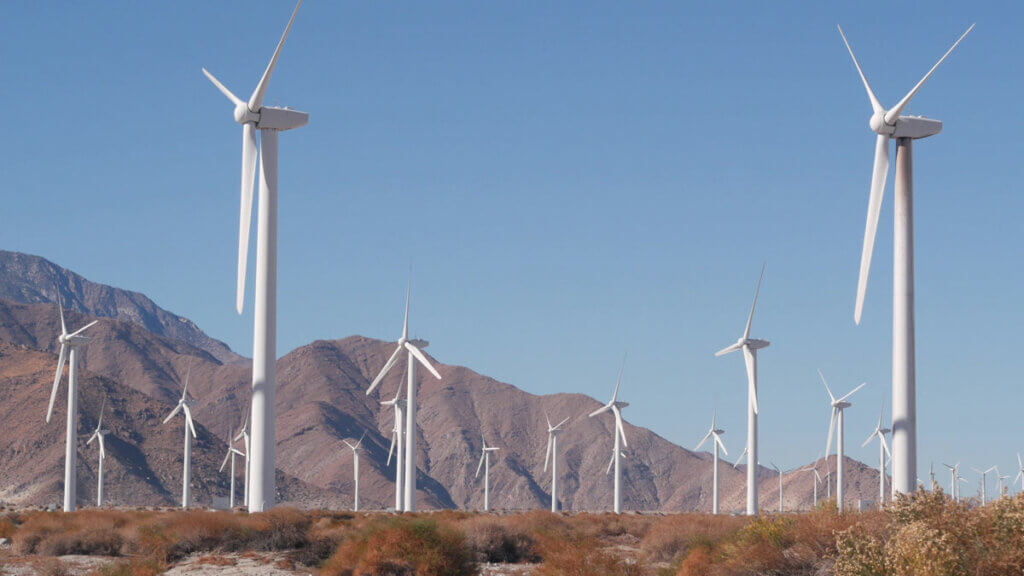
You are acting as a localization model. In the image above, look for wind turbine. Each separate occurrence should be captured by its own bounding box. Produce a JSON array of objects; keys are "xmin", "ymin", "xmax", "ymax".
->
[
  {"xmin": 162, "ymin": 364, "xmax": 198, "ymax": 509},
  {"xmin": 544, "ymin": 413, "xmax": 570, "ymax": 513},
  {"xmin": 202, "ymin": 0, "xmax": 308, "ymax": 512},
  {"xmin": 997, "ymin": 469, "xmax": 1010, "ymax": 498},
  {"xmin": 716, "ymin": 264, "xmax": 769, "ymax": 516},
  {"xmin": 798, "ymin": 458, "xmax": 824, "ymax": 509},
  {"xmin": 46, "ymin": 291, "xmax": 99, "ymax": 511},
  {"xmin": 234, "ymin": 412, "xmax": 250, "ymax": 508},
  {"xmin": 475, "ymin": 436, "xmax": 500, "ymax": 512},
  {"xmin": 589, "ymin": 356, "xmax": 630, "ymax": 514},
  {"xmin": 972, "ymin": 466, "xmax": 996, "ymax": 504},
  {"xmin": 862, "ymin": 405, "xmax": 892, "ymax": 506},
  {"xmin": 771, "ymin": 462, "xmax": 783, "ymax": 513},
  {"xmin": 86, "ymin": 398, "xmax": 110, "ymax": 507},
  {"xmin": 695, "ymin": 410, "xmax": 728, "ymax": 514},
  {"xmin": 220, "ymin": 422, "xmax": 245, "ymax": 509},
  {"xmin": 943, "ymin": 462, "xmax": 959, "ymax": 501},
  {"xmin": 381, "ymin": 369, "xmax": 407, "ymax": 512},
  {"xmin": 343, "ymin": 433, "xmax": 366, "ymax": 512},
  {"xmin": 1015, "ymin": 454, "xmax": 1024, "ymax": 493},
  {"xmin": 838, "ymin": 23, "xmax": 974, "ymax": 497},
  {"xmin": 821, "ymin": 370, "xmax": 865, "ymax": 513},
  {"xmin": 365, "ymin": 275, "xmax": 442, "ymax": 512}
]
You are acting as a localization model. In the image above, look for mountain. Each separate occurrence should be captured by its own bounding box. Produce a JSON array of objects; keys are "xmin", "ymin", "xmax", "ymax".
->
[
  {"xmin": 0, "ymin": 250, "xmax": 885, "ymax": 511},
  {"xmin": 0, "ymin": 250, "xmax": 241, "ymax": 365}
]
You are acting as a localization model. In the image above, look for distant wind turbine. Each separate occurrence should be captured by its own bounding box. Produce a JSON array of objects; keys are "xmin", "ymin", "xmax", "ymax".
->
[
  {"xmin": 771, "ymin": 462, "xmax": 783, "ymax": 513},
  {"xmin": 544, "ymin": 413, "xmax": 570, "ymax": 513},
  {"xmin": 234, "ymin": 412, "xmax": 250, "ymax": 508},
  {"xmin": 343, "ymin": 433, "xmax": 366, "ymax": 512},
  {"xmin": 798, "ymin": 458, "xmax": 824, "ymax": 509},
  {"xmin": 162, "ymin": 363, "xmax": 198, "ymax": 509},
  {"xmin": 695, "ymin": 410, "xmax": 728, "ymax": 514},
  {"xmin": 47, "ymin": 289, "xmax": 99, "ymax": 512},
  {"xmin": 589, "ymin": 356, "xmax": 630, "ymax": 514},
  {"xmin": 943, "ymin": 462, "xmax": 960, "ymax": 501},
  {"xmin": 716, "ymin": 264, "xmax": 770, "ymax": 516},
  {"xmin": 821, "ymin": 370, "xmax": 865, "ymax": 513},
  {"xmin": 86, "ymin": 398, "xmax": 110, "ymax": 507},
  {"xmin": 862, "ymin": 405, "xmax": 891, "ymax": 506},
  {"xmin": 972, "ymin": 466, "xmax": 996, "ymax": 504},
  {"xmin": 365, "ymin": 273, "xmax": 442, "ymax": 512},
  {"xmin": 475, "ymin": 436, "xmax": 500, "ymax": 512},
  {"xmin": 220, "ymin": 420, "xmax": 245, "ymax": 508},
  {"xmin": 381, "ymin": 368, "xmax": 407, "ymax": 512}
]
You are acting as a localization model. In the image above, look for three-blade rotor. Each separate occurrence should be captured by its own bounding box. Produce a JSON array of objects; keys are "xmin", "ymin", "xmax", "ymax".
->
[
  {"xmin": 47, "ymin": 291, "xmax": 99, "ymax": 423},
  {"xmin": 715, "ymin": 264, "xmax": 768, "ymax": 414},
  {"xmin": 366, "ymin": 277, "xmax": 442, "ymax": 396}
]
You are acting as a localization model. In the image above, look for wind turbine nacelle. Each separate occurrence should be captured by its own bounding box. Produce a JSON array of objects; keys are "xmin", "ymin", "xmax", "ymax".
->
[
  {"xmin": 892, "ymin": 116, "xmax": 942, "ymax": 140},
  {"xmin": 256, "ymin": 107, "xmax": 309, "ymax": 131},
  {"xmin": 409, "ymin": 338, "xmax": 429, "ymax": 348}
]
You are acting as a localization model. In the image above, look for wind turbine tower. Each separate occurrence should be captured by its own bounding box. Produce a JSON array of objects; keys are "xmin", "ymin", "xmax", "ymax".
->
[{"xmin": 544, "ymin": 414, "xmax": 570, "ymax": 513}]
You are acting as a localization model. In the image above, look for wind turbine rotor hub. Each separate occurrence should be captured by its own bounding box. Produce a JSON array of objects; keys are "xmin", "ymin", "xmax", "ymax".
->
[
  {"xmin": 234, "ymin": 105, "xmax": 258, "ymax": 124},
  {"xmin": 869, "ymin": 111, "xmax": 894, "ymax": 135}
]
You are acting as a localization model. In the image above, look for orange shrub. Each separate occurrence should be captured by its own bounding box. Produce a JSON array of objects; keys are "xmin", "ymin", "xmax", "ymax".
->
[{"xmin": 320, "ymin": 516, "xmax": 475, "ymax": 576}]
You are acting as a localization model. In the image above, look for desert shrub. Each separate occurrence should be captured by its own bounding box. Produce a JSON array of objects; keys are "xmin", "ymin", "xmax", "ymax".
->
[
  {"xmin": 321, "ymin": 516, "xmax": 476, "ymax": 576},
  {"xmin": 885, "ymin": 521, "xmax": 964, "ymax": 576},
  {"xmin": 39, "ymin": 528, "xmax": 124, "ymax": 556},
  {"xmin": 460, "ymin": 516, "xmax": 539, "ymax": 563},
  {"xmin": 32, "ymin": 557, "xmax": 72, "ymax": 576},
  {"xmin": 640, "ymin": 514, "xmax": 744, "ymax": 563},
  {"xmin": 834, "ymin": 524, "xmax": 887, "ymax": 576},
  {"xmin": 534, "ymin": 532, "xmax": 642, "ymax": 576},
  {"xmin": 86, "ymin": 559, "xmax": 165, "ymax": 576},
  {"xmin": 0, "ymin": 516, "xmax": 16, "ymax": 539}
]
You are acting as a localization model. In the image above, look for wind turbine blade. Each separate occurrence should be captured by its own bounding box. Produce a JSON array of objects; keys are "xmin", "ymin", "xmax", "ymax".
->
[
  {"xmin": 589, "ymin": 403, "xmax": 612, "ymax": 418},
  {"xmin": 743, "ymin": 346, "xmax": 759, "ymax": 414},
  {"xmin": 615, "ymin": 412, "xmax": 628, "ymax": 448},
  {"xmin": 861, "ymin": 430, "xmax": 876, "ymax": 448},
  {"xmin": 476, "ymin": 453, "xmax": 485, "ymax": 478},
  {"xmin": 220, "ymin": 448, "xmax": 231, "ymax": 472},
  {"xmin": 202, "ymin": 68, "xmax": 244, "ymax": 107},
  {"xmin": 98, "ymin": 435, "xmax": 105, "ymax": 460},
  {"xmin": 714, "ymin": 342, "xmax": 742, "ymax": 357},
  {"xmin": 606, "ymin": 452, "xmax": 615, "ymax": 475},
  {"xmin": 836, "ymin": 25, "xmax": 884, "ymax": 114},
  {"xmin": 695, "ymin": 430, "xmax": 713, "ymax": 451},
  {"xmin": 386, "ymin": 431, "xmax": 397, "ymax": 466},
  {"xmin": 405, "ymin": 342, "xmax": 441, "ymax": 379},
  {"xmin": 69, "ymin": 320, "xmax": 98, "ymax": 338},
  {"xmin": 734, "ymin": 446, "xmax": 747, "ymax": 468},
  {"xmin": 57, "ymin": 289, "xmax": 67, "ymax": 335},
  {"xmin": 884, "ymin": 24, "xmax": 975, "ymax": 125},
  {"xmin": 235, "ymin": 411, "xmax": 248, "ymax": 441},
  {"xmin": 714, "ymin": 434, "xmax": 728, "ymax": 456},
  {"xmin": 818, "ymin": 369, "xmax": 836, "ymax": 403},
  {"xmin": 237, "ymin": 122, "xmax": 258, "ymax": 314},
  {"xmin": 181, "ymin": 361, "xmax": 193, "ymax": 401},
  {"xmin": 163, "ymin": 403, "xmax": 182, "ymax": 425},
  {"xmin": 402, "ymin": 272, "xmax": 411, "ymax": 340},
  {"xmin": 555, "ymin": 416, "xmax": 570, "ymax": 429},
  {"xmin": 611, "ymin": 353, "xmax": 626, "ymax": 403},
  {"xmin": 366, "ymin": 344, "xmax": 403, "ymax": 395},
  {"xmin": 183, "ymin": 404, "xmax": 197, "ymax": 438},
  {"xmin": 47, "ymin": 344, "xmax": 68, "ymax": 423},
  {"xmin": 1019, "ymin": 452, "xmax": 1023, "ymax": 470},
  {"xmin": 87, "ymin": 430, "xmax": 98, "ymax": 445},
  {"xmin": 825, "ymin": 408, "xmax": 837, "ymax": 460},
  {"xmin": 837, "ymin": 382, "xmax": 866, "ymax": 403},
  {"xmin": 97, "ymin": 397, "xmax": 106, "ymax": 431},
  {"xmin": 743, "ymin": 263, "xmax": 766, "ymax": 340},
  {"xmin": 545, "ymin": 412, "xmax": 552, "ymax": 430},
  {"xmin": 855, "ymin": 133, "xmax": 890, "ymax": 325},
  {"xmin": 355, "ymin": 432, "xmax": 365, "ymax": 449},
  {"xmin": 248, "ymin": 0, "xmax": 303, "ymax": 112},
  {"xmin": 544, "ymin": 435, "xmax": 553, "ymax": 472}
]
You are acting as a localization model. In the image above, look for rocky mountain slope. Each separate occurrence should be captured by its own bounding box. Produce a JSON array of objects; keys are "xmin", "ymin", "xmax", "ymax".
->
[{"xmin": 0, "ymin": 250, "xmax": 885, "ymax": 511}]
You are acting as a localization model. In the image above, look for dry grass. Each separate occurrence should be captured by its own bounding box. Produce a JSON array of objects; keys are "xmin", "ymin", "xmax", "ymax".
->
[{"xmin": 320, "ymin": 515, "xmax": 476, "ymax": 576}]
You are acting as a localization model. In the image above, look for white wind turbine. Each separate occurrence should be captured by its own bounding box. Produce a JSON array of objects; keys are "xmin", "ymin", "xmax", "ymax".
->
[
  {"xmin": 589, "ymin": 357, "xmax": 630, "ymax": 514},
  {"xmin": 972, "ymin": 466, "xmax": 996, "ymax": 504},
  {"xmin": 821, "ymin": 370, "xmax": 865, "ymax": 513},
  {"xmin": 162, "ymin": 364, "xmax": 199, "ymax": 509},
  {"xmin": 716, "ymin": 264, "xmax": 769, "ymax": 516},
  {"xmin": 381, "ymin": 370, "xmax": 407, "ymax": 512},
  {"xmin": 943, "ymin": 462, "xmax": 960, "ymax": 501},
  {"xmin": 1015, "ymin": 454, "xmax": 1024, "ymax": 494},
  {"xmin": 475, "ymin": 436, "xmax": 500, "ymax": 512},
  {"xmin": 862, "ymin": 406, "xmax": 892, "ymax": 506},
  {"xmin": 695, "ymin": 410, "xmax": 728, "ymax": 514},
  {"xmin": 366, "ymin": 276, "xmax": 442, "ymax": 512},
  {"xmin": 86, "ymin": 398, "xmax": 110, "ymax": 507},
  {"xmin": 838, "ymin": 23, "xmax": 974, "ymax": 497},
  {"xmin": 544, "ymin": 414, "xmax": 570, "ymax": 513},
  {"xmin": 46, "ymin": 291, "xmax": 99, "ymax": 512},
  {"xmin": 997, "ymin": 469, "xmax": 1010, "ymax": 498},
  {"xmin": 203, "ymin": 0, "xmax": 308, "ymax": 512},
  {"xmin": 798, "ymin": 458, "xmax": 824, "ymax": 509},
  {"xmin": 220, "ymin": 421, "xmax": 245, "ymax": 509},
  {"xmin": 234, "ymin": 412, "xmax": 251, "ymax": 508},
  {"xmin": 343, "ymin": 433, "xmax": 366, "ymax": 512},
  {"xmin": 771, "ymin": 462, "xmax": 784, "ymax": 513}
]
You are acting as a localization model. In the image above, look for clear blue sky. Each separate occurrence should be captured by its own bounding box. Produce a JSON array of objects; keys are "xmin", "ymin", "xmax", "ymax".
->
[{"xmin": 2, "ymin": 1, "xmax": 1020, "ymax": 491}]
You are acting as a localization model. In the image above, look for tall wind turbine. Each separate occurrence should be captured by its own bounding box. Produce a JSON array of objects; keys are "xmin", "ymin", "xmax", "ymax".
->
[
  {"xmin": 589, "ymin": 357, "xmax": 630, "ymax": 514},
  {"xmin": 1015, "ymin": 454, "xmax": 1024, "ymax": 493},
  {"xmin": 771, "ymin": 462, "xmax": 784, "ymax": 513},
  {"xmin": 46, "ymin": 292, "xmax": 99, "ymax": 511},
  {"xmin": 365, "ymin": 275, "xmax": 442, "ymax": 512},
  {"xmin": 343, "ymin": 433, "xmax": 366, "ymax": 512},
  {"xmin": 220, "ymin": 422, "xmax": 245, "ymax": 509},
  {"xmin": 234, "ymin": 412, "xmax": 250, "ymax": 508},
  {"xmin": 476, "ymin": 436, "xmax": 500, "ymax": 512},
  {"xmin": 716, "ymin": 264, "xmax": 769, "ymax": 516},
  {"xmin": 86, "ymin": 398, "xmax": 110, "ymax": 507},
  {"xmin": 862, "ymin": 406, "xmax": 892, "ymax": 506},
  {"xmin": 973, "ymin": 466, "xmax": 996, "ymax": 504},
  {"xmin": 821, "ymin": 370, "xmax": 865, "ymax": 513},
  {"xmin": 162, "ymin": 364, "xmax": 198, "ymax": 509},
  {"xmin": 544, "ymin": 413, "xmax": 570, "ymax": 513},
  {"xmin": 381, "ymin": 369, "xmax": 407, "ymax": 512},
  {"xmin": 203, "ymin": 0, "xmax": 308, "ymax": 512},
  {"xmin": 695, "ymin": 410, "xmax": 728, "ymax": 514},
  {"xmin": 838, "ymin": 23, "xmax": 974, "ymax": 497},
  {"xmin": 798, "ymin": 459, "xmax": 824, "ymax": 509}
]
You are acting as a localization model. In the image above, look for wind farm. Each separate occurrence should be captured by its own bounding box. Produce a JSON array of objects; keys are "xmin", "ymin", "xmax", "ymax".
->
[{"xmin": 2, "ymin": 1, "xmax": 1022, "ymax": 574}]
